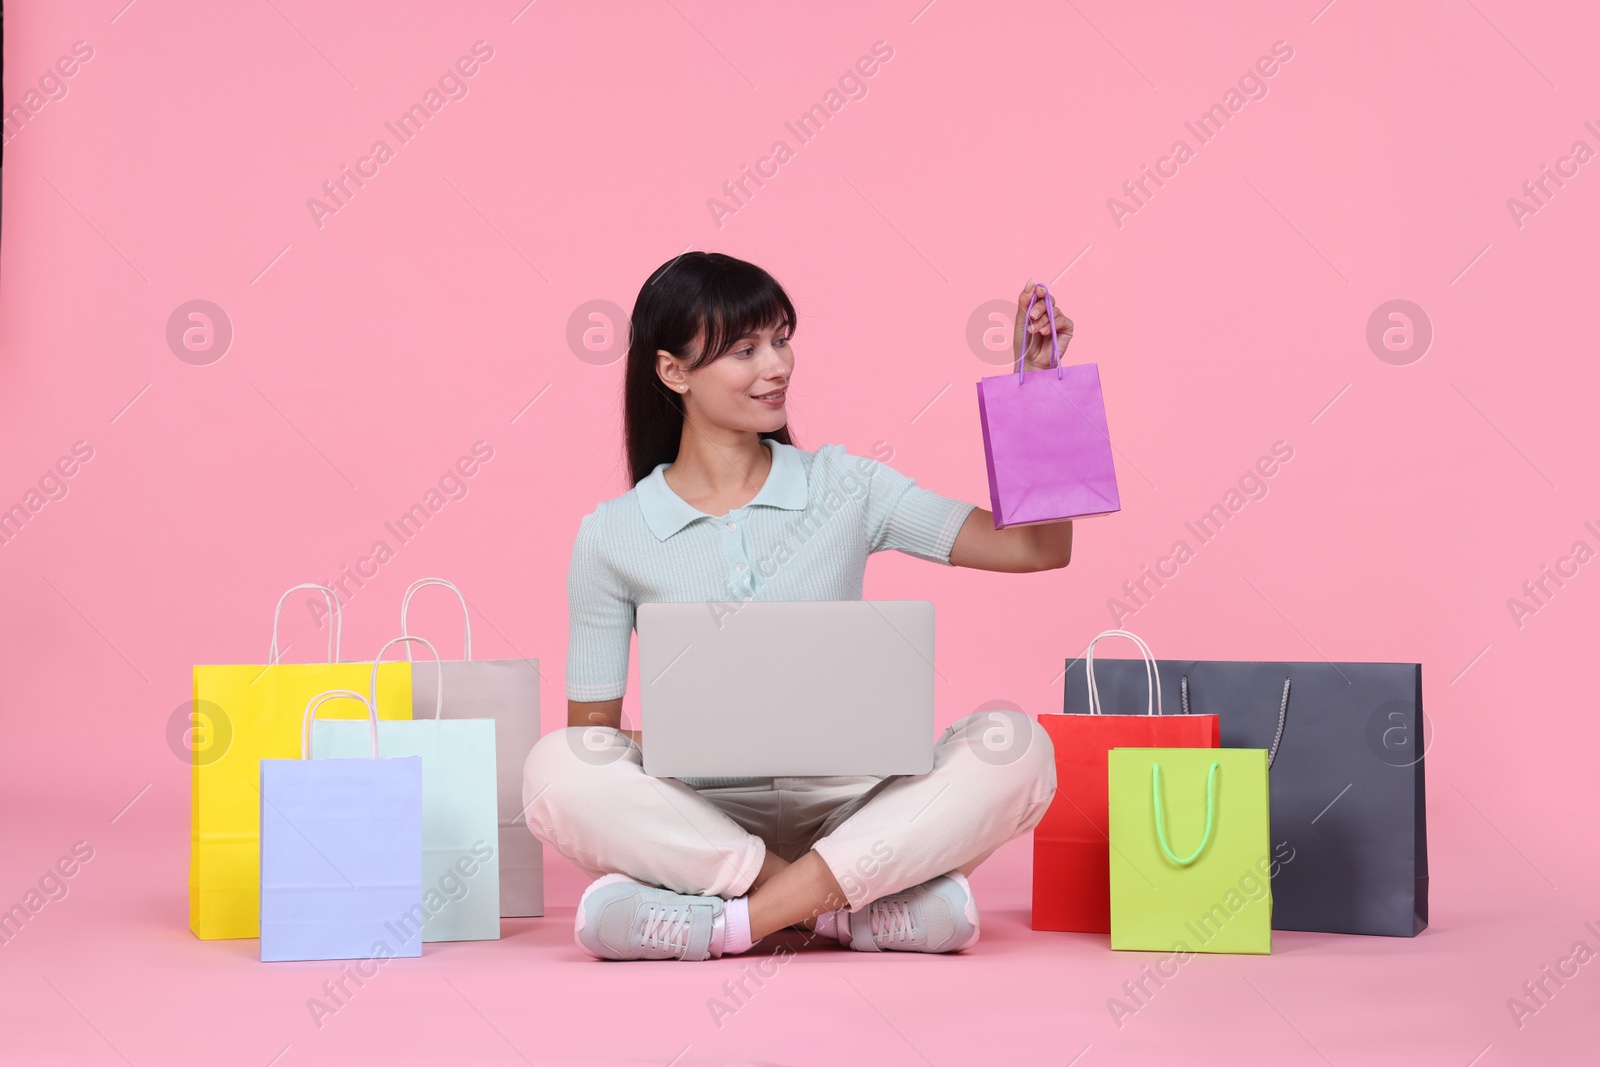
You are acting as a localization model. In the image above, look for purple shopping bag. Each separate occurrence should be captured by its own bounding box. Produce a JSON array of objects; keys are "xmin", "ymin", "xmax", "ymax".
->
[
  {"xmin": 976, "ymin": 284, "xmax": 1121, "ymax": 528},
  {"xmin": 259, "ymin": 689, "xmax": 423, "ymax": 963}
]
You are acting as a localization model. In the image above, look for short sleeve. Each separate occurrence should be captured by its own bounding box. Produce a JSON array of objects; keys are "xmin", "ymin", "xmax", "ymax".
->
[
  {"xmin": 856, "ymin": 451, "xmax": 978, "ymax": 566},
  {"xmin": 565, "ymin": 512, "xmax": 635, "ymax": 701}
]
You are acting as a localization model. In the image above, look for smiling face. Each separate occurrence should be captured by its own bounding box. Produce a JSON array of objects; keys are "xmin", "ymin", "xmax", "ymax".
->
[{"xmin": 656, "ymin": 320, "xmax": 794, "ymax": 434}]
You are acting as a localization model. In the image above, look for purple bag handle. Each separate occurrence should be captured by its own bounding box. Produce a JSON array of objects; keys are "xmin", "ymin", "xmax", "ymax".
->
[{"xmin": 1015, "ymin": 283, "xmax": 1064, "ymax": 381}]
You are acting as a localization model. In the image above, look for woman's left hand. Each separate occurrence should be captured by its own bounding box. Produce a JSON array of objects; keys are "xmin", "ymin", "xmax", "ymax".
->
[{"xmin": 1014, "ymin": 280, "xmax": 1074, "ymax": 371}]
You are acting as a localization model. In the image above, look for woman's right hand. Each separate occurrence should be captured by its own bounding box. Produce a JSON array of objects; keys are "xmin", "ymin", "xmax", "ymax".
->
[{"xmin": 568, "ymin": 698, "xmax": 640, "ymax": 749}]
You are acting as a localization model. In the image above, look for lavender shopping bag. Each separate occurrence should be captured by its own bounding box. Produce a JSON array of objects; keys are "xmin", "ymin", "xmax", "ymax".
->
[
  {"xmin": 976, "ymin": 284, "xmax": 1121, "ymax": 528},
  {"xmin": 260, "ymin": 690, "xmax": 423, "ymax": 963}
]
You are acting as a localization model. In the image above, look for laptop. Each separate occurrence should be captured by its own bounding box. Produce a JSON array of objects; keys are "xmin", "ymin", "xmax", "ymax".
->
[{"xmin": 636, "ymin": 600, "xmax": 936, "ymax": 778}]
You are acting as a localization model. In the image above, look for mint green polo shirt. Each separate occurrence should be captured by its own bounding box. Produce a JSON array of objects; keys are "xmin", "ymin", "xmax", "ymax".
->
[{"xmin": 565, "ymin": 439, "xmax": 976, "ymax": 703}]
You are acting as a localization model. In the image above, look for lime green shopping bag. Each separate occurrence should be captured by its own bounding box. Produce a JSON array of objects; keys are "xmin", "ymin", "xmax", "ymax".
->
[{"xmin": 1108, "ymin": 748, "xmax": 1272, "ymax": 954}]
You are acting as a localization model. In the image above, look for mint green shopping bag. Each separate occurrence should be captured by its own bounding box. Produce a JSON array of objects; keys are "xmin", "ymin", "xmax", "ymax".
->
[
  {"xmin": 1108, "ymin": 747, "xmax": 1272, "ymax": 954},
  {"xmin": 314, "ymin": 636, "xmax": 500, "ymax": 943}
]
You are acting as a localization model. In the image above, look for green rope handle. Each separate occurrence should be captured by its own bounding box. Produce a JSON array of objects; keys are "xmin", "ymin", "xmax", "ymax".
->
[{"xmin": 1152, "ymin": 760, "xmax": 1220, "ymax": 866}]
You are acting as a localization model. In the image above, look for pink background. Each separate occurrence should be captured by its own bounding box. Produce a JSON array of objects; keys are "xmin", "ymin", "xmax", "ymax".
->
[{"xmin": 2, "ymin": 0, "xmax": 1597, "ymax": 1063}]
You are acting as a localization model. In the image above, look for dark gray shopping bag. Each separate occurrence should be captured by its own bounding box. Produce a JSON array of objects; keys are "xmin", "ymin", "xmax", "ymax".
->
[{"xmin": 1064, "ymin": 655, "xmax": 1427, "ymax": 937}]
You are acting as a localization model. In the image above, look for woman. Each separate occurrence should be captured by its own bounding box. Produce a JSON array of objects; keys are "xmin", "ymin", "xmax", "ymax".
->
[{"xmin": 523, "ymin": 252, "xmax": 1075, "ymax": 961}]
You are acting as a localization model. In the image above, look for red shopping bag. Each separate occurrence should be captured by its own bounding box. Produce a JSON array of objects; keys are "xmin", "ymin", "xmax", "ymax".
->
[{"xmin": 1032, "ymin": 631, "xmax": 1219, "ymax": 933}]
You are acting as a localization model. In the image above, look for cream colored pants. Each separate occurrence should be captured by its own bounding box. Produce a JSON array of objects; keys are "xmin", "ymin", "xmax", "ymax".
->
[{"xmin": 521, "ymin": 710, "xmax": 1056, "ymax": 911}]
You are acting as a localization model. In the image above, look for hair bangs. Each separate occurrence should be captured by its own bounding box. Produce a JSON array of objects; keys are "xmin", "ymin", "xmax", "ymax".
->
[{"xmin": 688, "ymin": 267, "xmax": 796, "ymax": 368}]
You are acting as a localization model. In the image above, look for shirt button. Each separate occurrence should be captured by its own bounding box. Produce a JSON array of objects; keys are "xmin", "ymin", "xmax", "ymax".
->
[
  {"xmin": 743, "ymin": 595, "xmax": 753, "ymax": 602},
  {"xmin": 725, "ymin": 522, "xmax": 737, "ymax": 531},
  {"xmin": 736, "ymin": 563, "xmax": 747, "ymax": 572}
]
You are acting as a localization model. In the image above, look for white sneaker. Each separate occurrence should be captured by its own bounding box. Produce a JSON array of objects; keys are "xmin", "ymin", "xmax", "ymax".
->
[
  {"xmin": 844, "ymin": 873, "xmax": 980, "ymax": 953},
  {"xmin": 574, "ymin": 873, "xmax": 726, "ymax": 961}
]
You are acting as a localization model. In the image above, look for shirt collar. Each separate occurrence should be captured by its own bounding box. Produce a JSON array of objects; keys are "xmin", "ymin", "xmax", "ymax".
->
[{"xmin": 635, "ymin": 439, "xmax": 808, "ymax": 541}]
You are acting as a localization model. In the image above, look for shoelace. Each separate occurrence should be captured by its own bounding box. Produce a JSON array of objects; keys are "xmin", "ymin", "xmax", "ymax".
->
[
  {"xmin": 868, "ymin": 898, "xmax": 917, "ymax": 944},
  {"xmin": 639, "ymin": 902, "xmax": 694, "ymax": 954}
]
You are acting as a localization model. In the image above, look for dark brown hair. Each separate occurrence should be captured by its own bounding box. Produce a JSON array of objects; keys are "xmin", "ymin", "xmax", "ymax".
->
[{"xmin": 623, "ymin": 252, "xmax": 798, "ymax": 485}]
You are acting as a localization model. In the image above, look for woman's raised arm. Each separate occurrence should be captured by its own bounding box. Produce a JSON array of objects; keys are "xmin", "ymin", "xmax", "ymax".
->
[{"xmin": 947, "ymin": 508, "xmax": 1072, "ymax": 573}]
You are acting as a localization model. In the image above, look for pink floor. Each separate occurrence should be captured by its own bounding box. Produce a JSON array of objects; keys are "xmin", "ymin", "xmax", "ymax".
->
[{"xmin": 3, "ymin": 784, "xmax": 1594, "ymax": 1067}]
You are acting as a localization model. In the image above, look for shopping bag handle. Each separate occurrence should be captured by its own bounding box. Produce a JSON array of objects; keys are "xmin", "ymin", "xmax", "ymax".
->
[
  {"xmin": 369, "ymin": 635, "xmax": 445, "ymax": 720},
  {"xmin": 301, "ymin": 689, "xmax": 378, "ymax": 760},
  {"xmin": 269, "ymin": 584, "xmax": 343, "ymax": 664},
  {"xmin": 1084, "ymin": 629, "xmax": 1162, "ymax": 715},
  {"xmin": 399, "ymin": 578, "xmax": 472, "ymax": 661},
  {"xmin": 1013, "ymin": 283, "xmax": 1065, "ymax": 381},
  {"xmin": 1152, "ymin": 760, "xmax": 1219, "ymax": 866},
  {"xmin": 1181, "ymin": 675, "xmax": 1291, "ymax": 770}
]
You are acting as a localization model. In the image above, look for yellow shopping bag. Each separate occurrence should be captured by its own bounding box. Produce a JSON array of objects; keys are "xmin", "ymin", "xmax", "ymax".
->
[{"xmin": 189, "ymin": 584, "xmax": 413, "ymax": 940}]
